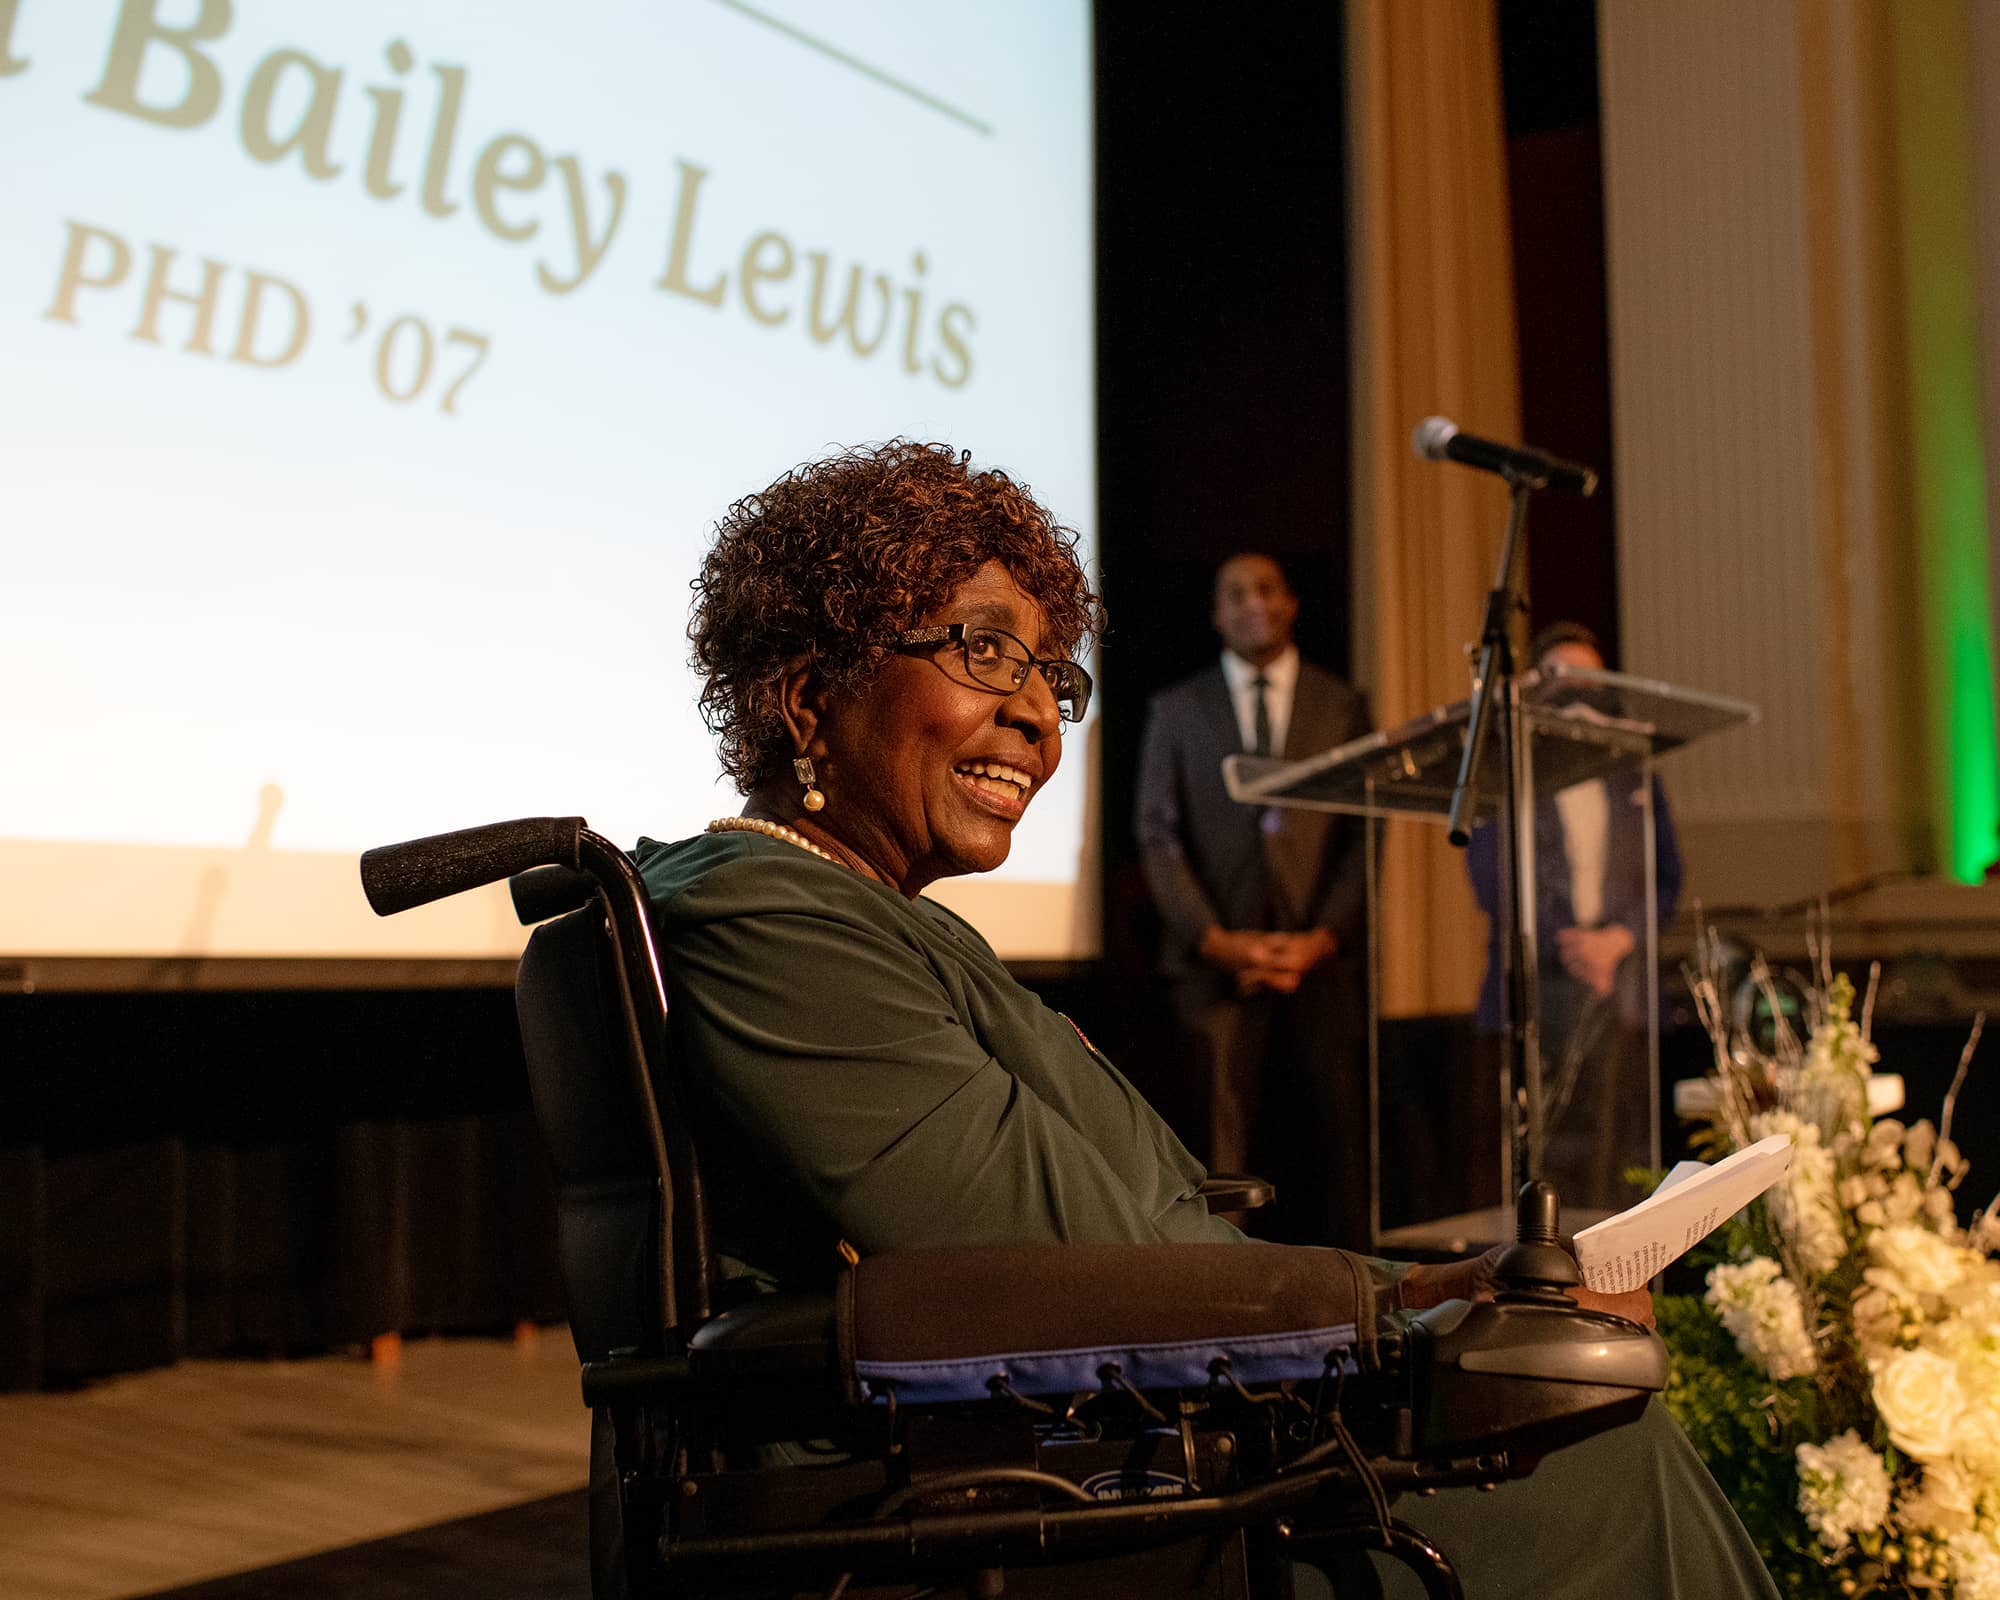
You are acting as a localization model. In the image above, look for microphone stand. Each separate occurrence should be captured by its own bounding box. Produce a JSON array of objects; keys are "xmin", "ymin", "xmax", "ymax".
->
[{"xmin": 1445, "ymin": 470, "xmax": 1543, "ymax": 1210}]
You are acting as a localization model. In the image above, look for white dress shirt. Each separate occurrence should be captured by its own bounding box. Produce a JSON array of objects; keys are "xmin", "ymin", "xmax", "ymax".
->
[
  {"xmin": 1554, "ymin": 778, "xmax": 1611, "ymax": 927},
  {"xmin": 1220, "ymin": 646, "xmax": 1299, "ymax": 757}
]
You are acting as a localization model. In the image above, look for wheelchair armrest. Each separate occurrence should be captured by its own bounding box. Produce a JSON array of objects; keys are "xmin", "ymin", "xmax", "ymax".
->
[
  {"xmin": 689, "ymin": 1291, "xmax": 837, "ymax": 1380},
  {"xmin": 692, "ymin": 1291, "xmax": 852, "ymax": 1446},
  {"xmin": 579, "ymin": 1293, "xmax": 836, "ymax": 1407},
  {"xmin": 581, "ymin": 1351, "xmax": 691, "ymax": 1407},
  {"xmin": 1196, "ymin": 1173, "xmax": 1275, "ymax": 1212}
]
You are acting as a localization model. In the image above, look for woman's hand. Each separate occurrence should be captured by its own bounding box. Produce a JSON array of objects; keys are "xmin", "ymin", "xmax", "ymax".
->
[
  {"xmin": 1396, "ymin": 1247, "xmax": 1506, "ymax": 1310},
  {"xmin": 1397, "ymin": 1245, "xmax": 1655, "ymax": 1328},
  {"xmin": 1570, "ymin": 1284, "xmax": 1655, "ymax": 1326}
]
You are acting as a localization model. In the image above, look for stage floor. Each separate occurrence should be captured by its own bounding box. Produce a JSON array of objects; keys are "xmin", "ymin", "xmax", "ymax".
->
[{"xmin": 0, "ymin": 1331, "xmax": 589, "ymax": 1600}]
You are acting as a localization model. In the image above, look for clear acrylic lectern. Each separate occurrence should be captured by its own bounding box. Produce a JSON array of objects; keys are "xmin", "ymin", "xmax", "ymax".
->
[{"xmin": 1224, "ymin": 664, "xmax": 1757, "ymax": 1252}]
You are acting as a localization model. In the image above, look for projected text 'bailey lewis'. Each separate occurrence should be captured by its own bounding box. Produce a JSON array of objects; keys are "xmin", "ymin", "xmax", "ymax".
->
[{"xmin": 9, "ymin": 0, "xmax": 979, "ymax": 412}]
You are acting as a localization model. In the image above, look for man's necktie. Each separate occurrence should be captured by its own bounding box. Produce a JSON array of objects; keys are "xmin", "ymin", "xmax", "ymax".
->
[{"xmin": 1251, "ymin": 674, "xmax": 1272, "ymax": 757}]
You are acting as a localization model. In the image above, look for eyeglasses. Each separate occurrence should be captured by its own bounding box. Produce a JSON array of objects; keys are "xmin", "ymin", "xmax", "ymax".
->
[{"xmin": 894, "ymin": 624, "xmax": 1093, "ymax": 723}]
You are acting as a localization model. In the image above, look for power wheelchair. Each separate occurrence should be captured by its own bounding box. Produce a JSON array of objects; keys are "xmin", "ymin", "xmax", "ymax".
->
[{"xmin": 360, "ymin": 816, "xmax": 1669, "ymax": 1600}]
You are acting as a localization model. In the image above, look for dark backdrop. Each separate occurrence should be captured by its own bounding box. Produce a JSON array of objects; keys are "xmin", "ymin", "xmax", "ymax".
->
[
  {"xmin": 1498, "ymin": 0, "xmax": 1621, "ymax": 662},
  {"xmin": 1091, "ymin": 2, "xmax": 1352, "ymax": 1088}
]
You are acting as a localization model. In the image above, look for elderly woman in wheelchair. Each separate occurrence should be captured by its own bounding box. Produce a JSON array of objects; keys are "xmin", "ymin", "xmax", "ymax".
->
[{"xmin": 363, "ymin": 441, "xmax": 1777, "ymax": 1598}]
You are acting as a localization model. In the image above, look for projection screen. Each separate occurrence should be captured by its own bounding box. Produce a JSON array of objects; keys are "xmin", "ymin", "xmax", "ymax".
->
[{"xmin": 1, "ymin": 0, "xmax": 1097, "ymax": 969}]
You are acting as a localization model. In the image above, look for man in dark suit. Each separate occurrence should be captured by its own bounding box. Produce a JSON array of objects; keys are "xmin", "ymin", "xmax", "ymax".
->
[{"xmin": 1134, "ymin": 554, "xmax": 1372, "ymax": 1246}]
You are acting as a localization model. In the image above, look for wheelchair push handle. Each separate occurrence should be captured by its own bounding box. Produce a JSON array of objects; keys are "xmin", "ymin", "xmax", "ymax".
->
[{"xmin": 360, "ymin": 815, "xmax": 587, "ymax": 916}]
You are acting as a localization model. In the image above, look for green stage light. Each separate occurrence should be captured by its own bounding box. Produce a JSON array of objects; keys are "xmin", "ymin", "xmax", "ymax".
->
[{"xmin": 1894, "ymin": 2, "xmax": 2000, "ymax": 884}]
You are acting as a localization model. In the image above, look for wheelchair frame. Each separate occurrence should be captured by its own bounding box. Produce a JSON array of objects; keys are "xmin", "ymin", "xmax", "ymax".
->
[{"xmin": 361, "ymin": 817, "xmax": 1669, "ymax": 1600}]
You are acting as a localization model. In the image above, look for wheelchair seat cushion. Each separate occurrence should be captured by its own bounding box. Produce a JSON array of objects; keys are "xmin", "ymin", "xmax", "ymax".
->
[{"xmin": 839, "ymin": 1242, "xmax": 1375, "ymax": 1404}]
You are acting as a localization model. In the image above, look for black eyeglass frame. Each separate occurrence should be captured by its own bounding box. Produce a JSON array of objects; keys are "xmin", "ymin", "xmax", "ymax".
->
[{"xmin": 893, "ymin": 624, "xmax": 1093, "ymax": 723}]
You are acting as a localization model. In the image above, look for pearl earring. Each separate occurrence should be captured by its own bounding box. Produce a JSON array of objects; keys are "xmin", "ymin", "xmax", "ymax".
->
[{"xmin": 794, "ymin": 755, "xmax": 826, "ymax": 813}]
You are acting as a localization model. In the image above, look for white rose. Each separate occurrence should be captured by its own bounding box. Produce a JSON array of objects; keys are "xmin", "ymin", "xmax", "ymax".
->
[
  {"xmin": 1901, "ymin": 1459, "xmax": 1980, "ymax": 1537},
  {"xmin": 1871, "ymin": 1225, "xmax": 1966, "ymax": 1296},
  {"xmin": 1947, "ymin": 1530, "xmax": 2000, "ymax": 1600},
  {"xmin": 1954, "ymin": 1401, "xmax": 2000, "ymax": 1475},
  {"xmin": 1872, "ymin": 1347, "xmax": 1963, "ymax": 1461}
]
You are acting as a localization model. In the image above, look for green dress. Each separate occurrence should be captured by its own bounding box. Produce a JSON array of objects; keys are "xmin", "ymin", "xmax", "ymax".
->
[
  {"xmin": 640, "ymin": 830, "xmax": 1255, "ymax": 1272},
  {"xmin": 636, "ymin": 832, "xmax": 1778, "ymax": 1600}
]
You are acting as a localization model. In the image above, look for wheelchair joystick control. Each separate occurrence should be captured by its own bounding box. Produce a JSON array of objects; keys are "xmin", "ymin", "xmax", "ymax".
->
[
  {"xmin": 1518, "ymin": 1178, "xmax": 1560, "ymax": 1244},
  {"xmin": 1492, "ymin": 1180, "xmax": 1582, "ymax": 1303},
  {"xmin": 1404, "ymin": 1177, "xmax": 1669, "ymax": 1455}
]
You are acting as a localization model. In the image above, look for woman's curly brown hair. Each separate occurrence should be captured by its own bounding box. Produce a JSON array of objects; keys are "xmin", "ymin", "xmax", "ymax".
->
[{"xmin": 690, "ymin": 440, "xmax": 1103, "ymax": 792}]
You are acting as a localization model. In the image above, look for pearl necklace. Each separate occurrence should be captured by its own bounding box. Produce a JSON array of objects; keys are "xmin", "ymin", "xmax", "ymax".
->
[{"xmin": 705, "ymin": 815, "xmax": 843, "ymax": 865}]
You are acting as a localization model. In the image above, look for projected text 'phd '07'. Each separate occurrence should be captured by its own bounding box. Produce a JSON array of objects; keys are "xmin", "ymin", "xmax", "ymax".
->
[
  {"xmin": 45, "ymin": 222, "xmax": 494, "ymax": 414},
  {"xmin": 8, "ymin": 0, "xmax": 982, "ymax": 414}
]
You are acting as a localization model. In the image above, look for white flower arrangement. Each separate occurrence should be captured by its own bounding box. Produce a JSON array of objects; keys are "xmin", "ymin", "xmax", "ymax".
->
[
  {"xmin": 1664, "ymin": 931, "xmax": 1998, "ymax": 1596},
  {"xmin": 1707, "ymin": 1255, "xmax": 1820, "ymax": 1380},
  {"xmin": 1796, "ymin": 1430, "xmax": 1893, "ymax": 1553}
]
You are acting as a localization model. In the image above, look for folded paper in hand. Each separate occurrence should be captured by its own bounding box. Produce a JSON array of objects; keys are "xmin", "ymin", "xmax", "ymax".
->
[{"xmin": 1572, "ymin": 1133, "xmax": 1794, "ymax": 1293}]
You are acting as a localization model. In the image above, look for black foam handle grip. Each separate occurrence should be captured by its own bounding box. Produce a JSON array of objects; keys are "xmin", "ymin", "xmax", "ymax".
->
[{"xmin": 360, "ymin": 817, "xmax": 586, "ymax": 917}]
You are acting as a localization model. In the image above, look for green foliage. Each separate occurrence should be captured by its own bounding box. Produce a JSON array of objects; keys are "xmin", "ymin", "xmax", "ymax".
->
[
  {"xmin": 1686, "ymin": 1119, "xmax": 1737, "ymax": 1163},
  {"xmin": 1656, "ymin": 1295, "xmax": 1840, "ymax": 1598},
  {"xmin": 1622, "ymin": 1164, "xmax": 1667, "ymax": 1197},
  {"xmin": 1686, "ymin": 1205, "xmax": 1769, "ymax": 1276}
]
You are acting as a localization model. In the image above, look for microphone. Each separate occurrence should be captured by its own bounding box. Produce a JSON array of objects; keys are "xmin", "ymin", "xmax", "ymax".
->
[{"xmin": 1411, "ymin": 416, "xmax": 1599, "ymax": 498}]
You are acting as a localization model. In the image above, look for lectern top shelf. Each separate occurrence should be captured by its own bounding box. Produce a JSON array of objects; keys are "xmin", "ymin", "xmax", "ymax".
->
[{"xmin": 1223, "ymin": 663, "xmax": 1758, "ymax": 822}]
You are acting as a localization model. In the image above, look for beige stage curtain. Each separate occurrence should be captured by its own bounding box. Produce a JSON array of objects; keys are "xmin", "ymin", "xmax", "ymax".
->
[
  {"xmin": 1596, "ymin": 0, "xmax": 1991, "ymax": 899},
  {"xmin": 1346, "ymin": 0, "xmax": 1521, "ymax": 1016},
  {"xmin": 1794, "ymin": 1, "xmax": 1931, "ymax": 883}
]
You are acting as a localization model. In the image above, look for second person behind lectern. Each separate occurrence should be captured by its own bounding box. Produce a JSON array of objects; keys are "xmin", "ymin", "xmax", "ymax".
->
[
  {"xmin": 1134, "ymin": 553, "xmax": 1371, "ymax": 1246},
  {"xmin": 1465, "ymin": 621, "xmax": 1683, "ymax": 1212}
]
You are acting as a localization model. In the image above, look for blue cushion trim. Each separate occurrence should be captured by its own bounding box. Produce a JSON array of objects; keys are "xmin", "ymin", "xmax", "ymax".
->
[{"xmin": 854, "ymin": 1322, "xmax": 1360, "ymax": 1404}]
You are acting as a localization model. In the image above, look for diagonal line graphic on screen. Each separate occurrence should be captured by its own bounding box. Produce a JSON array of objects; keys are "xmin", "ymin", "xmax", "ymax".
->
[{"xmin": 708, "ymin": 0, "xmax": 994, "ymax": 137}]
